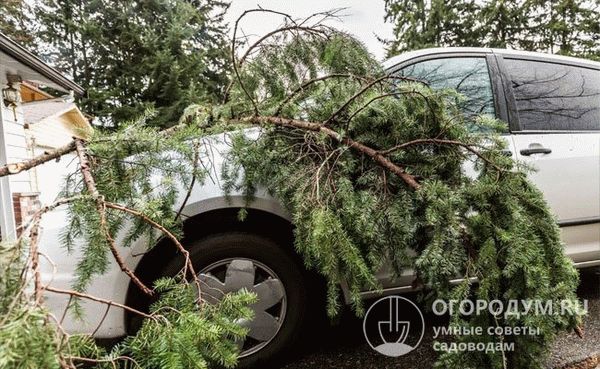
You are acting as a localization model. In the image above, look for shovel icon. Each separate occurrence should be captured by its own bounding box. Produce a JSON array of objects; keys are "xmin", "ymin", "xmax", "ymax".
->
[
  {"xmin": 373, "ymin": 297, "xmax": 414, "ymax": 356},
  {"xmin": 378, "ymin": 297, "xmax": 410, "ymax": 344}
]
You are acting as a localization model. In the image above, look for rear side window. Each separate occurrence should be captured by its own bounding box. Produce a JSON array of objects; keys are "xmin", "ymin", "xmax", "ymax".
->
[
  {"xmin": 505, "ymin": 59, "xmax": 600, "ymax": 131},
  {"xmin": 396, "ymin": 57, "xmax": 496, "ymax": 119}
]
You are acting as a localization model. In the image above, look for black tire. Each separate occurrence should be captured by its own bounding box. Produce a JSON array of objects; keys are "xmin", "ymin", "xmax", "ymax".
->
[{"xmin": 161, "ymin": 232, "xmax": 309, "ymax": 369}]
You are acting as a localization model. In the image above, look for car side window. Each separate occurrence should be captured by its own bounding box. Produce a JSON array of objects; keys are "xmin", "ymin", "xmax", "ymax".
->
[
  {"xmin": 505, "ymin": 59, "xmax": 600, "ymax": 131},
  {"xmin": 395, "ymin": 57, "xmax": 496, "ymax": 119}
]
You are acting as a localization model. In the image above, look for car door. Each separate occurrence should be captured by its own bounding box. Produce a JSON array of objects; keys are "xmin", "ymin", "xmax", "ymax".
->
[
  {"xmin": 498, "ymin": 56, "xmax": 600, "ymax": 265},
  {"xmin": 364, "ymin": 54, "xmax": 505, "ymax": 296}
]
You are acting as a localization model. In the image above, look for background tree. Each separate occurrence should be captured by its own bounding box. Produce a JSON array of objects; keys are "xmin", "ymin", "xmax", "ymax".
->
[
  {"xmin": 526, "ymin": 0, "xmax": 600, "ymax": 57},
  {"xmin": 383, "ymin": 0, "xmax": 600, "ymax": 59},
  {"xmin": 0, "ymin": 0, "xmax": 230, "ymax": 128},
  {"xmin": 383, "ymin": 0, "xmax": 479, "ymax": 54},
  {"xmin": 0, "ymin": 0, "xmax": 37, "ymax": 48},
  {"xmin": 478, "ymin": 0, "xmax": 531, "ymax": 49}
]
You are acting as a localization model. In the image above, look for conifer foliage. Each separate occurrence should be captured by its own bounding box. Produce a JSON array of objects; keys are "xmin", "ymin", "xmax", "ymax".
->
[
  {"xmin": 212, "ymin": 9, "xmax": 584, "ymax": 368},
  {"xmin": 0, "ymin": 114, "xmax": 256, "ymax": 368},
  {"xmin": 383, "ymin": 0, "xmax": 600, "ymax": 59},
  {"xmin": 0, "ymin": 9, "xmax": 586, "ymax": 369}
]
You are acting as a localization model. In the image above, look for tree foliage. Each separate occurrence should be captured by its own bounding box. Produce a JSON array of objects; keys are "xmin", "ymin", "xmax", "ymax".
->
[
  {"xmin": 383, "ymin": 0, "xmax": 600, "ymax": 59},
  {"xmin": 0, "ymin": 112, "xmax": 255, "ymax": 368},
  {"xmin": 0, "ymin": 0, "xmax": 230, "ymax": 127},
  {"xmin": 0, "ymin": 8, "xmax": 587, "ymax": 369},
  {"xmin": 207, "ymin": 10, "xmax": 582, "ymax": 368},
  {"xmin": 0, "ymin": 0, "xmax": 36, "ymax": 48}
]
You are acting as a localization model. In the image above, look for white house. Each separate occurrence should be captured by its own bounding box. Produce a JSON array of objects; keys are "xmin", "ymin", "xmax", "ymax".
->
[{"xmin": 0, "ymin": 32, "xmax": 89, "ymax": 241}]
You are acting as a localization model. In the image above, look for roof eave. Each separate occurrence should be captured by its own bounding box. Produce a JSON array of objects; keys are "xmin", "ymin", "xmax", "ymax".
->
[{"xmin": 0, "ymin": 32, "xmax": 85, "ymax": 96}]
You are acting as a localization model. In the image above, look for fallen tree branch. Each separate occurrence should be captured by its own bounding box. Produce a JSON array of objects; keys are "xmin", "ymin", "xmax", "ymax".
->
[
  {"xmin": 0, "ymin": 141, "xmax": 76, "ymax": 177},
  {"xmin": 104, "ymin": 201, "xmax": 202, "ymax": 295},
  {"xmin": 44, "ymin": 286, "xmax": 155, "ymax": 320},
  {"xmin": 74, "ymin": 139, "xmax": 154, "ymax": 297},
  {"xmin": 244, "ymin": 115, "xmax": 421, "ymax": 189}
]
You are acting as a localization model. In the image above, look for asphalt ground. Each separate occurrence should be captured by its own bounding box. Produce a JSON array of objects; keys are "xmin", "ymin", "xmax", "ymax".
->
[{"xmin": 280, "ymin": 269, "xmax": 600, "ymax": 369}]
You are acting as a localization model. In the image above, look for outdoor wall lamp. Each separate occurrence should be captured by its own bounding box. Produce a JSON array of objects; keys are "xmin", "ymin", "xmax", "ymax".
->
[
  {"xmin": 2, "ymin": 83, "xmax": 20, "ymax": 107},
  {"xmin": 3, "ymin": 74, "xmax": 22, "ymax": 107},
  {"xmin": 3, "ymin": 74, "xmax": 22, "ymax": 120}
]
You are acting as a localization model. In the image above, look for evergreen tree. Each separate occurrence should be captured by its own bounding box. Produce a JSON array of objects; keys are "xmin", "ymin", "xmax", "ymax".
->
[
  {"xmin": 0, "ymin": 0, "xmax": 37, "ymax": 48},
  {"xmin": 384, "ymin": 0, "xmax": 600, "ymax": 59},
  {"xmin": 36, "ymin": 0, "xmax": 229, "ymax": 127},
  {"xmin": 478, "ymin": 0, "xmax": 530, "ymax": 49},
  {"xmin": 383, "ymin": 0, "xmax": 479, "ymax": 55},
  {"xmin": 526, "ymin": 0, "xmax": 600, "ymax": 56}
]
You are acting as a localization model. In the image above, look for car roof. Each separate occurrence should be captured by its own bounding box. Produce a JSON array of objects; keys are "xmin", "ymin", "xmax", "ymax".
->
[{"xmin": 383, "ymin": 47, "xmax": 600, "ymax": 70}]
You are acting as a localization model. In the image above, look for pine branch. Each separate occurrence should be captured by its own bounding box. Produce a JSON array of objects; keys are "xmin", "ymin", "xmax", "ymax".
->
[
  {"xmin": 323, "ymin": 75, "xmax": 429, "ymax": 125},
  {"xmin": 274, "ymin": 73, "xmax": 369, "ymax": 116},
  {"xmin": 379, "ymin": 138, "xmax": 504, "ymax": 171},
  {"xmin": 244, "ymin": 115, "xmax": 421, "ymax": 189},
  {"xmin": 43, "ymin": 286, "xmax": 155, "ymax": 320},
  {"xmin": 0, "ymin": 141, "xmax": 76, "ymax": 177},
  {"xmin": 104, "ymin": 201, "xmax": 202, "ymax": 297},
  {"xmin": 238, "ymin": 24, "xmax": 329, "ymax": 66},
  {"xmin": 74, "ymin": 139, "xmax": 154, "ymax": 297}
]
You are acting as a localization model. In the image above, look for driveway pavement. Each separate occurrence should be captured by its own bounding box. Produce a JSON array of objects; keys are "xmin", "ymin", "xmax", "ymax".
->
[{"xmin": 281, "ymin": 270, "xmax": 599, "ymax": 369}]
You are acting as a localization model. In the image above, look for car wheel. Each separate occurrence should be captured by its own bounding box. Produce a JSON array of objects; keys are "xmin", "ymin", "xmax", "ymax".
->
[{"xmin": 161, "ymin": 232, "xmax": 309, "ymax": 368}]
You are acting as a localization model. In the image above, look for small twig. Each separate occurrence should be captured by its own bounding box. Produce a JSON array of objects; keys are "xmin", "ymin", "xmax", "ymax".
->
[
  {"xmin": 44, "ymin": 286, "xmax": 155, "ymax": 320},
  {"xmin": 239, "ymin": 25, "xmax": 329, "ymax": 66},
  {"xmin": 175, "ymin": 140, "xmax": 200, "ymax": 220},
  {"xmin": 91, "ymin": 304, "xmax": 111, "ymax": 336},
  {"xmin": 379, "ymin": 138, "xmax": 504, "ymax": 172},
  {"xmin": 104, "ymin": 202, "xmax": 202, "ymax": 297},
  {"xmin": 324, "ymin": 75, "xmax": 429, "ymax": 125},
  {"xmin": 66, "ymin": 355, "xmax": 141, "ymax": 369},
  {"xmin": 345, "ymin": 91, "xmax": 415, "ymax": 123},
  {"xmin": 274, "ymin": 73, "xmax": 368, "ymax": 116},
  {"xmin": 230, "ymin": 9, "xmax": 274, "ymax": 115},
  {"xmin": 243, "ymin": 115, "xmax": 421, "ymax": 189},
  {"xmin": 74, "ymin": 139, "xmax": 154, "ymax": 297},
  {"xmin": 29, "ymin": 219, "xmax": 43, "ymax": 303}
]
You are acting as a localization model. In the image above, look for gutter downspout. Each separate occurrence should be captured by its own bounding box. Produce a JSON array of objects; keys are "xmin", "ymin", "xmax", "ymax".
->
[{"xmin": 0, "ymin": 66, "xmax": 17, "ymax": 241}]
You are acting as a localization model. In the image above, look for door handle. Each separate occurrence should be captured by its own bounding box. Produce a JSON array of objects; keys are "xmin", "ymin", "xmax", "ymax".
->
[{"xmin": 520, "ymin": 147, "xmax": 552, "ymax": 156}]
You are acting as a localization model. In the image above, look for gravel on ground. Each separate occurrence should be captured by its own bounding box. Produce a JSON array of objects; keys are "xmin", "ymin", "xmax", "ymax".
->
[{"xmin": 280, "ymin": 269, "xmax": 599, "ymax": 369}]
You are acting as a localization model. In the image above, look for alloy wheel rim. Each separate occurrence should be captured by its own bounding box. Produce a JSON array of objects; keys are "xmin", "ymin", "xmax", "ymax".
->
[{"xmin": 198, "ymin": 258, "xmax": 287, "ymax": 357}]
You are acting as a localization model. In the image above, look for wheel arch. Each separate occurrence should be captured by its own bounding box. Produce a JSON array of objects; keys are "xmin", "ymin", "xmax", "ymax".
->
[{"xmin": 124, "ymin": 200, "xmax": 300, "ymax": 332}]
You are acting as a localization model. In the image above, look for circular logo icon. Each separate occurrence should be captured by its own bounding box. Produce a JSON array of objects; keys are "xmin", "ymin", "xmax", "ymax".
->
[{"xmin": 362, "ymin": 296, "xmax": 425, "ymax": 357}]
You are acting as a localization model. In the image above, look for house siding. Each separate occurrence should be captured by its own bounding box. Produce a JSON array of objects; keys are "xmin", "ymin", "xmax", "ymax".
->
[
  {"xmin": 2, "ymin": 101, "xmax": 32, "ymax": 193},
  {"xmin": 27, "ymin": 114, "xmax": 82, "ymax": 149}
]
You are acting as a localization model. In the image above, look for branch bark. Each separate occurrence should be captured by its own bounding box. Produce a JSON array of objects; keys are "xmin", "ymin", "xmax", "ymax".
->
[
  {"xmin": 44, "ymin": 286, "xmax": 155, "ymax": 320},
  {"xmin": 0, "ymin": 141, "xmax": 76, "ymax": 177},
  {"xmin": 245, "ymin": 116, "xmax": 421, "ymax": 190},
  {"xmin": 104, "ymin": 201, "xmax": 202, "ymax": 296},
  {"xmin": 74, "ymin": 139, "xmax": 154, "ymax": 297}
]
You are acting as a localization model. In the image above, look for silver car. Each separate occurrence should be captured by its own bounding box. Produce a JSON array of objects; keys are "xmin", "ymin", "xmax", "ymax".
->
[{"xmin": 40, "ymin": 47, "xmax": 600, "ymax": 368}]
